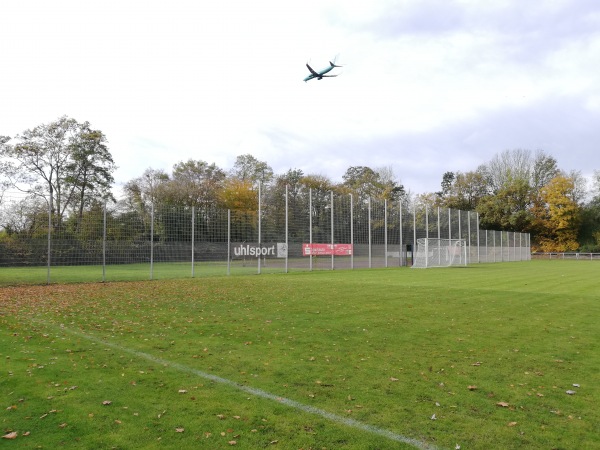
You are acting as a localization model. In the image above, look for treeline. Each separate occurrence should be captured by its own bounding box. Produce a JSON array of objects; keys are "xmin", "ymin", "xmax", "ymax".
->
[
  {"xmin": 427, "ymin": 149, "xmax": 600, "ymax": 252},
  {"xmin": 2, "ymin": 117, "xmax": 600, "ymax": 253}
]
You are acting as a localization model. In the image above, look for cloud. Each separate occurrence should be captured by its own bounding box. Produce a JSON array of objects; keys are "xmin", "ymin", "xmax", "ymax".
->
[{"xmin": 2, "ymin": 0, "xmax": 600, "ymax": 197}]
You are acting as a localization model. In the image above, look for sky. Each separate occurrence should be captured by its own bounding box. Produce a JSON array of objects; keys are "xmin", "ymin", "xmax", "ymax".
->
[{"xmin": 2, "ymin": 0, "xmax": 600, "ymax": 195}]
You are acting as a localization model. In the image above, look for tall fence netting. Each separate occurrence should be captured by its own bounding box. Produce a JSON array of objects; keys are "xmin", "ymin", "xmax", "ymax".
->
[{"xmin": 0, "ymin": 187, "xmax": 531, "ymax": 284}]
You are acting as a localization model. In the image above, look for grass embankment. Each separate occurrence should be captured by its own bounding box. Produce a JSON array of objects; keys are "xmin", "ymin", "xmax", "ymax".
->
[{"xmin": 1, "ymin": 261, "xmax": 599, "ymax": 449}]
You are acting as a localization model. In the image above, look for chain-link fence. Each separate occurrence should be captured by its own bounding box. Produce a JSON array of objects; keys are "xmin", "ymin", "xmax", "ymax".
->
[{"xmin": 0, "ymin": 186, "xmax": 530, "ymax": 284}]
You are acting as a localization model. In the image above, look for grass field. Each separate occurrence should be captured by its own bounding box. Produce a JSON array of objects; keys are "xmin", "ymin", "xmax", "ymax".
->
[
  {"xmin": 0, "ymin": 260, "xmax": 285, "ymax": 286},
  {"xmin": 1, "ymin": 261, "xmax": 599, "ymax": 449}
]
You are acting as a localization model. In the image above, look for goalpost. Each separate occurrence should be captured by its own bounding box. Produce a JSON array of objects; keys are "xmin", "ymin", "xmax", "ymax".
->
[{"xmin": 412, "ymin": 238, "xmax": 468, "ymax": 268}]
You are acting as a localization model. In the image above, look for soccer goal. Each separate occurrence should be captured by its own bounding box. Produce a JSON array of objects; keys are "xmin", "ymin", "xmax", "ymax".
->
[{"xmin": 412, "ymin": 238, "xmax": 468, "ymax": 268}]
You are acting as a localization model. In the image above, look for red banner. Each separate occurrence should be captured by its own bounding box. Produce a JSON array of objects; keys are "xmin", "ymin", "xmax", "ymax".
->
[{"xmin": 302, "ymin": 243, "xmax": 353, "ymax": 256}]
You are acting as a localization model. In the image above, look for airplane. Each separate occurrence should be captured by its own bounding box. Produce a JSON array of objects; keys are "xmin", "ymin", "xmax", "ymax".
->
[{"xmin": 304, "ymin": 60, "xmax": 342, "ymax": 82}]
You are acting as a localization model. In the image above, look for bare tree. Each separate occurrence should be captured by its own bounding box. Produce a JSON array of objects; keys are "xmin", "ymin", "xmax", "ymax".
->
[{"xmin": 0, "ymin": 117, "xmax": 116, "ymax": 229}]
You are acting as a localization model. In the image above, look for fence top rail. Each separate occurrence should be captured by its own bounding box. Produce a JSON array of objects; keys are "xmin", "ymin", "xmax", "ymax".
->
[{"xmin": 532, "ymin": 252, "xmax": 600, "ymax": 258}]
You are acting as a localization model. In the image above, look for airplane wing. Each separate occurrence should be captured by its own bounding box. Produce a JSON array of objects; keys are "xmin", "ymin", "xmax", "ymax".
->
[{"xmin": 306, "ymin": 64, "xmax": 319, "ymax": 76}]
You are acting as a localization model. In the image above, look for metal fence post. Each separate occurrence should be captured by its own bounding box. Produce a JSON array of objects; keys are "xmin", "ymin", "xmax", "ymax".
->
[
  {"xmin": 285, "ymin": 185, "xmax": 289, "ymax": 274},
  {"xmin": 399, "ymin": 199, "xmax": 403, "ymax": 267},
  {"xmin": 384, "ymin": 199, "xmax": 388, "ymax": 268},
  {"xmin": 227, "ymin": 209, "xmax": 231, "ymax": 275},
  {"xmin": 309, "ymin": 188, "xmax": 313, "ymax": 272},
  {"xmin": 476, "ymin": 213, "xmax": 480, "ymax": 264},
  {"xmin": 150, "ymin": 203, "xmax": 154, "ymax": 280},
  {"xmin": 467, "ymin": 211, "xmax": 471, "ymax": 263},
  {"xmin": 413, "ymin": 206, "xmax": 417, "ymax": 266},
  {"xmin": 425, "ymin": 204, "xmax": 429, "ymax": 240},
  {"xmin": 331, "ymin": 190, "xmax": 334, "ymax": 270},
  {"xmin": 191, "ymin": 206, "xmax": 195, "ymax": 278},
  {"xmin": 258, "ymin": 182, "xmax": 262, "ymax": 275},
  {"xmin": 102, "ymin": 201, "xmax": 107, "ymax": 282},
  {"xmin": 47, "ymin": 199, "xmax": 51, "ymax": 285},
  {"xmin": 350, "ymin": 194, "xmax": 354, "ymax": 270},
  {"xmin": 368, "ymin": 197, "xmax": 372, "ymax": 269}
]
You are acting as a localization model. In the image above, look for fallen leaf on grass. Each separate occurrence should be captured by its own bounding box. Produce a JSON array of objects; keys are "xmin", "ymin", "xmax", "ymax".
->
[
  {"xmin": 178, "ymin": 390, "xmax": 187, "ymax": 394},
  {"xmin": 2, "ymin": 432, "xmax": 18, "ymax": 439},
  {"xmin": 102, "ymin": 400, "xmax": 112, "ymax": 406},
  {"xmin": 390, "ymin": 377, "xmax": 399, "ymax": 382},
  {"xmin": 566, "ymin": 390, "xmax": 576, "ymax": 395},
  {"xmin": 175, "ymin": 428, "xmax": 184, "ymax": 433},
  {"xmin": 228, "ymin": 440, "xmax": 237, "ymax": 445},
  {"xmin": 508, "ymin": 422, "xmax": 518, "ymax": 427},
  {"xmin": 468, "ymin": 385, "xmax": 477, "ymax": 391},
  {"xmin": 496, "ymin": 402, "xmax": 510, "ymax": 407},
  {"xmin": 59, "ymin": 423, "xmax": 68, "ymax": 428}
]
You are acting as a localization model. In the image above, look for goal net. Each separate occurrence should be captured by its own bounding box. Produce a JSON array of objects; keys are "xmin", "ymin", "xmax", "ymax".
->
[{"xmin": 412, "ymin": 238, "xmax": 467, "ymax": 268}]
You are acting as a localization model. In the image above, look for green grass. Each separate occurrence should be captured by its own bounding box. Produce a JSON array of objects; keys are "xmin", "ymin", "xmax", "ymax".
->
[
  {"xmin": 0, "ymin": 260, "xmax": 288, "ymax": 286},
  {"xmin": 1, "ymin": 261, "xmax": 599, "ymax": 449}
]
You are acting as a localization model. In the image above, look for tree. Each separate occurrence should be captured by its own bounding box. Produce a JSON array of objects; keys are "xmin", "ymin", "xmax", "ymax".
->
[
  {"xmin": 218, "ymin": 178, "xmax": 258, "ymax": 212},
  {"xmin": 65, "ymin": 123, "xmax": 116, "ymax": 225},
  {"xmin": 438, "ymin": 171, "xmax": 455, "ymax": 198},
  {"xmin": 341, "ymin": 166, "xmax": 403, "ymax": 200},
  {"xmin": 534, "ymin": 175, "xmax": 581, "ymax": 252},
  {"xmin": 477, "ymin": 177, "xmax": 533, "ymax": 231},
  {"xmin": 440, "ymin": 169, "xmax": 489, "ymax": 211},
  {"xmin": 0, "ymin": 117, "xmax": 116, "ymax": 229},
  {"xmin": 161, "ymin": 159, "xmax": 226, "ymax": 207},
  {"xmin": 231, "ymin": 154, "xmax": 273, "ymax": 186},
  {"xmin": 531, "ymin": 151, "xmax": 559, "ymax": 192},
  {"xmin": 122, "ymin": 168, "xmax": 170, "ymax": 213},
  {"xmin": 579, "ymin": 170, "xmax": 600, "ymax": 251},
  {"xmin": 483, "ymin": 149, "xmax": 534, "ymax": 194}
]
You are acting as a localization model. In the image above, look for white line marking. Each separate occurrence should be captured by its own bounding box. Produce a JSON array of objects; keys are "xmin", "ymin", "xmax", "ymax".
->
[{"xmin": 49, "ymin": 324, "xmax": 440, "ymax": 450}]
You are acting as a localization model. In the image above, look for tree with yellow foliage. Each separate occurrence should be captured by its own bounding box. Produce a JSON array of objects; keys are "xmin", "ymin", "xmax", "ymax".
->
[{"xmin": 534, "ymin": 175, "xmax": 581, "ymax": 252}]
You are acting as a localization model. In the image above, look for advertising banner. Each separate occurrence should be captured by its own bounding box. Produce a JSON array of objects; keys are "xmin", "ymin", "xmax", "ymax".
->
[
  {"xmin": 232, "ymin": 243, "xmax": 287, "ymax": 258},
  {"xmin": 302, "ymin": 243, "xmax": 353, "ymax": 256}
]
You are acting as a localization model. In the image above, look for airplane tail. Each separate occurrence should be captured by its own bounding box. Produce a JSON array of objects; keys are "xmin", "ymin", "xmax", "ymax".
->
[{"xmin": 329, "ymin": 61, "xmax": 342, "ymax": 68}]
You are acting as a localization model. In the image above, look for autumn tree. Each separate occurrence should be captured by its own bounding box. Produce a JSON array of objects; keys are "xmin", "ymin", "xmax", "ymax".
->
[
  {"xmin": 483, "ymin": 149, "xmax": 536, "ymax": 193},
  {"xmin": 263, "ymin": 169, "xmax": 308, "ymax": 241},
  {"xmin": 534, "ymin": 175, "xmax": 581, "ymax": 252},
  {"xmin": 476, "ymin": 177, "xmax": 534, "ymax": 231},
  {"xmin": 231, "ymin": 154, "xmax": 273, "ymax": 186},
  {"xmin": 217, "ymin": 178, "xmax": 257, "ymax": 211},
  {"xmin": 0, "ymin": 117, "xmax": 116, "ymax": 229},
  {"xmin": 66, "ymin": 123, "xmax": 116, "ymax": 225},
  {"xmin": 341, "ymin": 166, "xmax": 403, "ymax": 200},
  {"xmin": 160, "ymin": 159, "xmax": 226, "ymax": 208},
  {"xmin": 579, "ymin": 170, "xmax": 600, "ymax": 251},
  {"xmin": 122, "ymin": 168, "xmax": 170, "ymax": 216},
  {"xmin": 438, "ymin": 171, "xmax": 455, "ymax": 198},
  {"xmin": 439, "ymin": 169, "xmax": 489, "ymax": 211}
]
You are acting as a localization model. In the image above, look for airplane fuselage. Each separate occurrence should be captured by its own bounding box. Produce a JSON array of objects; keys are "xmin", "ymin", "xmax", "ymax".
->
[{"xmin": 304, "ymin": 61, "xmax": 341, "ymax": 82}]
